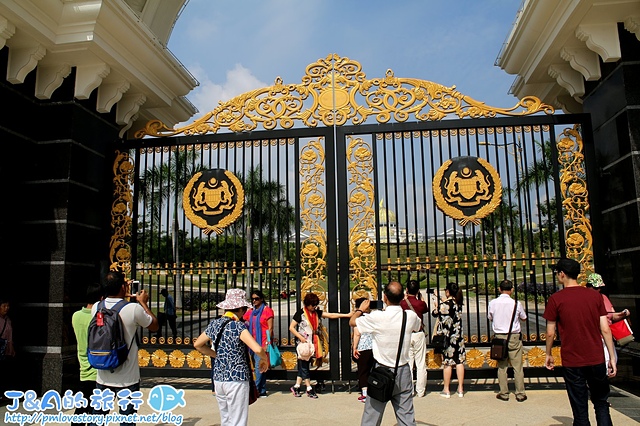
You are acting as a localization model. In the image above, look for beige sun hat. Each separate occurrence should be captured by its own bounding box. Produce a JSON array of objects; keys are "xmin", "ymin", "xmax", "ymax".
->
[{"xmin": 217, "ymin": 288, "xmax": 252, "ymax": 310}]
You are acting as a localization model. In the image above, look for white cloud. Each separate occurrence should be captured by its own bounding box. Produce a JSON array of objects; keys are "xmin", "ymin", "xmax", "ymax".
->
[{"xmin": 184, "ymin": 63, "xmax": 267, "ymax": 123}]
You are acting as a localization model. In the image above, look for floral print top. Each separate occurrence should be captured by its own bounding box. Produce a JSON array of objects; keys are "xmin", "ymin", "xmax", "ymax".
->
[
  {"xmin": 433, "ymin": 298, "xmax": 466, "ymax": 366},
  {"xmin": 206, "ymin": 318, "xmax": 250, "ymax": 382}
]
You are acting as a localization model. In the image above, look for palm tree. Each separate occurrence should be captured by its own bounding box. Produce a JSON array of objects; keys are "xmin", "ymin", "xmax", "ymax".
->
[
  {"xmin": 516, "ymin": 139, "xmax": 558, "ymax": 254},
  {"xmin": 240, "ymin": 166, "xmax": 295, "ymax": 293},
  {"xmin": 139, "ymin": 148, "xmax": 204, "ymax": 307}
]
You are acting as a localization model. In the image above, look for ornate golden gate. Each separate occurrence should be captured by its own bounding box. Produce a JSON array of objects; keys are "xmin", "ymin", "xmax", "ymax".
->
[{"xmin": 114, "ymin": 54, "xmax": 597, "ymax": 381}]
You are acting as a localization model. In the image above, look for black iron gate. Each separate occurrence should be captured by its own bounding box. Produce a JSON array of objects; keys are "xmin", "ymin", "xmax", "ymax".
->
[{"xmin": 114, "ymin": 55, "xmax": 597, "ymax": 382}]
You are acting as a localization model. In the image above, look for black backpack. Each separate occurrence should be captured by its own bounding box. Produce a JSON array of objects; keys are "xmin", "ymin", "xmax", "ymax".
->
[{"xmin": 87, "ymin": 299, "xmax": 135, "ymax": 371}]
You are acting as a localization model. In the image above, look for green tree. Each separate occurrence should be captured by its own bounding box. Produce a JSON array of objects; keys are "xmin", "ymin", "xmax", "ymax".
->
[
  {"xmin": 239, "ymin": 166, "xmax": 295, "ymax": 292},
  {"xmin": 516, "ymin": 139, "xmax": 560, "ymax": 254},
  {"xmin": 139, "ymin": 149, "xmax": 204, "ymax": 307}
]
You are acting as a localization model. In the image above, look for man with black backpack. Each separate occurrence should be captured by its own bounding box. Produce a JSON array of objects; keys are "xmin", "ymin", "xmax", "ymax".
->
[{"xmin": 89, "ymin": 271, "xmax": 158, "ymax": 426}]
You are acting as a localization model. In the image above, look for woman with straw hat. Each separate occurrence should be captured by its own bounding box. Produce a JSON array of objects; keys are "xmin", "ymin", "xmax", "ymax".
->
[{"xmin": 194, "ymin": 288, "xmax": 268, "ymax": 426}]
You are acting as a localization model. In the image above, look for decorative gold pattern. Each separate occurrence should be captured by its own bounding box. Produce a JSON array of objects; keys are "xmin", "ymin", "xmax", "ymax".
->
[
  {"xmin": 485, "ymin": 351, "xmax": 498, "ymax": 368},
  {"xmin": 427, "ymin": 351, "xmax": 443, "ymax": 369},
  {"xmin": 135, "ymin": 54, "xmax": 554, "ymax": 138},
  {"xmin": 377, "ymin": 125, "xmax": 551, "ymax": 140},
  {"xmin": 281, "ymin": 351, "xmax": 298, "ymax": 370},
  {"xmin": 138, "ymin": 349, "xmax": 151, "ymax": 367},
  {"xmin": 109, "ymin": 150, "xmax": 134, "ymax": 274},
  {"xmin": 433, "ymin": 157, "xmax": 502, "ymax": 226},
  {"xmin": 347, "ymin": 136, "xmax": 378, "ymax": 300},
  {"xmin": 168, "ymin": 350, "xmax": 186, "ymax": 368},
  {"xmin": 466, "ymin": 348, "xmax": 485, "ymax": 368},
  {"xmin": 526, "ymin": 347, "xmax": 547, "ymax": 367},
  {"xmin": 151, "ymin": 349, "xmax": 168, "ymax": 367},
  {"xmin": 552, "ymin": 346, "xmax": 562, "ymax": 367},
  {"xmin": 183, "ymin": 169, "xmax": 245, "ymax": 235},
  {"xmin": 299, "ymin": 138, "xmax": 328, "ymax": 303},
  {"xmin": 557, "ymin": 125, "xmax": 594, "ymax": 282},
  {"xmin": 137, "ymin": 345, "xmax": 560, "ymax": 369},
  {"xmin": 186, "ymin": 350, "xmax": 204, "ymax": 368}
]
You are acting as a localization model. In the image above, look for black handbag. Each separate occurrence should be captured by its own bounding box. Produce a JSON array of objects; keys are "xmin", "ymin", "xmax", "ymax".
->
[
  {"xmin": 431, "ymin": 334, "xmax": 447, "ymax": 353},
  {"xmin": 490, "ymin": 301, "xmax": 518, "ymax": 361},
  {"xmin": 431, "ymin": 316, "xmax": 447, "ymax": 354},
  {"xmin": 367, "ymin": 311, "xmax": 407, "ymax": 402}
]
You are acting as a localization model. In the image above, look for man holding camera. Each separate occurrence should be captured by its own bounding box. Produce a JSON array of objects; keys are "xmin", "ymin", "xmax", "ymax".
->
[
  {"xmin": 350, "ymin": 281, "xmax": 421, "ymax": 426},
  {"xmin": 488, "ymin": 279, "xmax": 528, "ymax": 402},
  {"xmin": 90, "ymin": 271, "xmax": 159, "ymax": 426}
]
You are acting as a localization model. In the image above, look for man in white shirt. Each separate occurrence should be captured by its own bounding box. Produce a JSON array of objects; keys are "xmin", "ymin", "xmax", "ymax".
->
[
  {"xmin": 487, "ymin": 279, "xmax": 528, "ymax": 402},
  {"xmin": 90, "ymin": 271, "xmax": 158, "ymax": 426},
  {"xmin": 350, "ymin": 281, "xmax": 421, "ymax": 426}
]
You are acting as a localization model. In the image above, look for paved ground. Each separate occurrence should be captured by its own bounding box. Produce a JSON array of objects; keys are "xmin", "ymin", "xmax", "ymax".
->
[
  {"xmin": 142, "ymin": 377, "xmax": 640, "ymax": 425},
  {"xmin": 6, "ymin": 376, "xmax": 636, "ymax": 426},
  {"xmin": 2, "ymin": 376, "xmax": 638, "ymax": 425}
]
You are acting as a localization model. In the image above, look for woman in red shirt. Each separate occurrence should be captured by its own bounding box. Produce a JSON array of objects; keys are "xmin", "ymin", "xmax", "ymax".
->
[{"xmin": 243, "ymin": 290, "xmax": 274, "ymax": 398}]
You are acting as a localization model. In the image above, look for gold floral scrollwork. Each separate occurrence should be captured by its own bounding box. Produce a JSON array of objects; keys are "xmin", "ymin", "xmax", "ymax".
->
[
  {"xmin": 299, "ymin": 138, "xmax": 328, "ymax": 305},
  {"xmin": 552, "ymin": 346, "xmax": 563, "ymax": 367},
  {"xmin": 466, "ymin": 348, "xmax": 485, "ymax": 368},
  {"xmin": 186, "ymin": 350, "xmax": 204, "ymax": 368},
  {"xmin": 151, "ymin": 349, "xmax": 168, "ymax": 367},
  {"xmin": 347, "ymin": 136, "xmax": 378, "ymax": 301},
  {"xmin": 168, "ymin": 350, "xmax": 186, "ymax": 368},
  {"xmin": 281, "ymin": 351, "xmax": 298, "ymax": 370},
  {"xmin": 138, "ymin": 349, "xmax": 151, "ymax": 367},
  {"xmin": 526, "ymin": 346, "xmax": 547, "ymax": 367},
  {"xmin": 557, "ymin": 125, "xmax": 594, "ymax": 283},
  {"xmin": 427, "ymin": 350, "xmax": 443, "ymax": 369},
  {"xmin": 135, "ymin": 54, "xmax": 555, "ymax": 138},
  {"xmin": 485, "ymin": 351, "xmax": 498, "ymax": 368},
  {"xmin": 109, "ymin": 150, "xmax": 134, "ymax": 274}
]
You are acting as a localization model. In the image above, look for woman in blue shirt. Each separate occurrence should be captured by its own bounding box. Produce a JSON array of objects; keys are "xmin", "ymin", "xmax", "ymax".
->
[{"xmin": 194, "ymin": 289, "xmax": 269, "ymax": 426}]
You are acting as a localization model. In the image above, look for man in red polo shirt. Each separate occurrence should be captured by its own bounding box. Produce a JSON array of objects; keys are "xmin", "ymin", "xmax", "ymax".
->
[{"xmin": 544, "ymin": 258, "xmax": 616, "ymax": 426}]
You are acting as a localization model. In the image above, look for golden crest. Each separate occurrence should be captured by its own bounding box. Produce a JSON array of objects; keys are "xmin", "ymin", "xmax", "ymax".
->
[
  {"xmin": 433, "ymin": 157, "xmax": 502, "ymax": 225},
  {"xmin": 183, "ymin": 169, "xmax": 244, "ymax": 235}
]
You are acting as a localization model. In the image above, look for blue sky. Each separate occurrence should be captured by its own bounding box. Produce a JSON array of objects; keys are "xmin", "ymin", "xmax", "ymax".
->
[{"xmin": 167, "ymin": 0, "xmax": 524, "ymax": 124}]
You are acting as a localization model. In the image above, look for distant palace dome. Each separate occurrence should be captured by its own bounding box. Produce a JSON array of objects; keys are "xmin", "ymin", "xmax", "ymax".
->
[{"xmin": 378, "ymin": 199, "xmax": 396, "ymax": 226}]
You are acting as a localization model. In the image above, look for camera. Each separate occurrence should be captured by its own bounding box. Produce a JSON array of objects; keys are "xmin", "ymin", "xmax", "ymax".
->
[
  {"xmin": 370, "ymin": 300, "xmax": 384, "ymax": 310},
  {"xmin": 427, "ymin": 288, "xmax": 435, "ymax": 294},
  {"xmin": 131, "ymin": 280, "xmax": 140, "ymax": 294}
]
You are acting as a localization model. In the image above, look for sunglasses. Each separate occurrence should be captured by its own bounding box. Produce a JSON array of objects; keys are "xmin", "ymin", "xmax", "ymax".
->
[{"xmin": 251, "ymin": 297, "xmax": 261, "ymax": 301}]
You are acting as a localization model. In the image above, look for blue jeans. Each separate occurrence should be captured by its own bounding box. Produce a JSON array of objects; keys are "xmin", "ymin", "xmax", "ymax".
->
[
  {"xmin": 252, "ymin": 351, "xmax": 267, "ymax": 394},
  {"xmin": 90, "ymin": 382, "xmax": 140, "ymax": 426},
  {"xmin": 563, "ymin": 364, "xmax": 612, "ymax": 426}
]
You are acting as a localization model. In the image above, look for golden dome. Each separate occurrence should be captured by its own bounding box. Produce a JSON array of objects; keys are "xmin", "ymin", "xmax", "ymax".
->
[{"xmin": 379, "ymin": 199, "xmax": 396, "ymax": 225}]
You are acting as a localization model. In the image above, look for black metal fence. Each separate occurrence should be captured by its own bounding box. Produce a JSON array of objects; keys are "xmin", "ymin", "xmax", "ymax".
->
[{"xmin": 122, "ymin": 112, "xmax": 596, "ymax": 380}]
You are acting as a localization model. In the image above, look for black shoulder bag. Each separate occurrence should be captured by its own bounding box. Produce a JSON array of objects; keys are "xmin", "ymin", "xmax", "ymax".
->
[
  {"xmin": 490, "ymin": 301, "xmax": 518, "ymax": 361},
  {"xmin": 367, "ymin": 311, "xmax": 407, "ymax": 402}
]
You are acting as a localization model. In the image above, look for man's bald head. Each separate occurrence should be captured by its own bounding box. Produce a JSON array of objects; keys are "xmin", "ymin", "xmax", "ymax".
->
[{"xmin": 384, "ymin": 281, "xmax": 404, "ymax": 305}]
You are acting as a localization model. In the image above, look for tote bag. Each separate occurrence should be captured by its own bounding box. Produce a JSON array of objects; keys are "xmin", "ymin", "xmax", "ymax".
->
[
  {"xmin": 610, "ymin": 319, "xmax": 634, "ymax": 346},
  {"xmin": 266, "ymin": 330, "xmax": 282, "ymax": 367}
]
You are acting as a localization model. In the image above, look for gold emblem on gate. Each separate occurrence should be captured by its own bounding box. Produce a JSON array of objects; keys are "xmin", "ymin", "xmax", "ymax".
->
[
  {"xmin": 433, "ymin": 157, "xmax": 501, "ymax": 226},
  {"xmin": 183, "ymin": 169, "xmax": 244, "ymax": 235}
]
